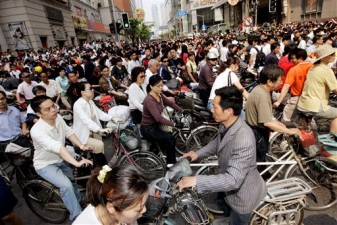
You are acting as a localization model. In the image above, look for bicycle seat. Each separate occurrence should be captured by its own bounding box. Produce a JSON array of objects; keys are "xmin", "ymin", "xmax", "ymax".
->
[{"xmin": 298, "ymin": 111, "xmax": 314, "ymax": 121}]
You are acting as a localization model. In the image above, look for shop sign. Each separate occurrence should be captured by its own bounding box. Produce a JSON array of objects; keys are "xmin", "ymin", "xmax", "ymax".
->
[
  {"xmin": 72, "ymin": 14, "xmax": 87, "ymax": 30},
  {"xmin": 192, "ymin": 0, "xmax": 222, "ymax": 10},
  {"xmin": 87, "ymin": 19, "xmax": 110, "ymax": 33}
]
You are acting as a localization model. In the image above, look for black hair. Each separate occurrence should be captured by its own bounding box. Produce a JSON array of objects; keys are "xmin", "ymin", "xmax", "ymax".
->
[
  {"xmin": 32, "ymin": 85, "xmax": 47, "ymax": 95},
  {"xmin": 131, "ymin": 66, "xmax": 146, "ymax": 83},
  {"xmin": 289, "ymin": 48, "xmax": 307, "ymax": 61},
  {"xmin": 30, "ymin": 95, "xmax": 53, "ymax": 113},
  {"xmin": 0, "ymin": 90, "xmax": 6, "ymax": 98},
  {"xmin": 259, "ymin": 64, "xmax": 284, "ymax": 84},
  {"xmin": 214, "ymin": 86, "xmax": 243, "ymax": 116},
  {"xmin": 270, "ymin": 42, "xmax": 280, "ymax": 52},
  {"xmin": 146, "ymin": 74, "xmax": 162, "ymax": 93},
  {"xmin": 86, "ymin": 165, "xmax": 149, "ymax": 211}
]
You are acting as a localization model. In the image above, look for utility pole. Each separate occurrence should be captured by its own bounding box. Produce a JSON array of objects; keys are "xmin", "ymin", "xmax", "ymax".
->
[
  {"xmin": 111, "ymin": 0, "xmax": 120, "ymax": 47},
  {"xmin": 254, "ymin": 0, "xmax": 259, "ymax": 27}
]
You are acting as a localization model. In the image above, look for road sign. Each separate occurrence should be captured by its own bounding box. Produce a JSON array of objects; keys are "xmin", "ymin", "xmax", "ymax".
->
[
  {"xmin": 202, "ymin": 24, "xmax": 206, "ymax": 31},
  {"xmin": 244, "ymin": 17, "xmax": 253, "ymax": 27},
  {"xmin": 176, "ymin": 11, "xmax": 188, "ymax": 17}
]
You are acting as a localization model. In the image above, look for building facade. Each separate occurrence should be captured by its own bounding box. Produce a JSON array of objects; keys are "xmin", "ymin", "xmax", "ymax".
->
[{"xmin": 0, "ymin": 0, "xmax": 77, "ymax": 51}]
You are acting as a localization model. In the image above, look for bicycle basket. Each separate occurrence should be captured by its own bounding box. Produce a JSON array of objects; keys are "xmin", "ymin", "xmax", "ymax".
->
[
  {"xmin": 142, "ymin": 177, "xmax": 171, "ymax": 218},
  {"xmin": 5, "ymin": 143, "xmax": 31, "ymax": 166},
  {"xmin": 120, "ymin": 128, "xmax": 140, "ymax": 150},
  {"xmin": 176, "ymin": 189, "xmax": 209, "ymax": 225}
]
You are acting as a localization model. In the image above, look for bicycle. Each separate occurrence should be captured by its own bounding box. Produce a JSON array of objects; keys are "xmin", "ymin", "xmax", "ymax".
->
[
  {"xmin": 194, "ymin": 130, "xmax": 337, "ymax": 215},
  {"xmin": 22, "ymin": 145, "xmax": 99, "ymax": 224},
  {"xmin": 138, "ymin": 158, "xmax": 210, "ymax": 225},
  {"xmin": 108, "ymin": 117, "xmax": 166, "ymax": 182}
]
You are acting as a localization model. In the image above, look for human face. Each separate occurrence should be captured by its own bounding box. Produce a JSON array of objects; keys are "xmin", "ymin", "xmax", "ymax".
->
[
  {"xmin": 102, "ymin": 67, "xmax": 110, "ymax": 77},
  {"xmin": 162, "ymin": 59, "xmax": 169, "ymax": 66},
  {"xmin": 273, "ymin": 46, "xmax": 280, "ymax": 55},
  {"xmin": 149, "ymin": 63, "xmax": 160, "ymax": 74},
  {"xmin": 170, "ymin": 50, "xmax": 177, "ymax": 58},
  {"xmin": 59, "ymin": 70, "xmax": 65, "ymax": 77},
  {"xmin": 37, "ymin": 99, "xmax": 58, "ymax": 121},
  {"xmin": 22, "ymin": 74, "xmax": 31, "ymax": 83},
  {"xmin": 211, "ymin": 96, "xmax": 231, "ymax": 123},
  {"xmin": 68, "ymin": 73, "xmax": 77, "ymax": 83},
  {"xmin": 230, "ymin": 63, "xmax": 239, "ymax": 73},
  {"xmin": 131, "ymin": 53, "xmax": 137, "ymax": 60},
  {"xmin": 136, "ymin": 72, "xmax": 145, "ymax": 84},
  {"xmin": 145, "ymin": 49, "xmax": 151, "ymax": 57},
  {"xmin": 188, "ymin": 55, "xmax": 195, "ymax": 61},
  {"xmin": 209, "ymin": 58, "xmax": 217, "ymax": 66},
  {"xmin": 109, "ymin": 192, "xmax": 148, "ymax": 224},
  {"xmin": 269, "ymin": 76, "xmax": 283, "ymax": 91},
  {"xmin": 40, "ymin": 73, "xmax": 49, "ymax": 83},
  {"xmin": 82, "ymin": 84, "xmax": 94, "ymax": 99},
  {"xmin": 152, "ymin": 81, "xmax": 164, "ymax": 94},
  {"xmin": 290, "ymin": 54, "xmax": 299, "ymax": 65},
  {"xmin": 0, "ymin": 93, "xmax": 7, "ymax": 110}
]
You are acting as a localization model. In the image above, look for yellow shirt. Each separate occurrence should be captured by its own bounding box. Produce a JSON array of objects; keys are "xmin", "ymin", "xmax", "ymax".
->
[{"xmin": 297, "ymin": 63, "xmax": 337, "ymax": 112}]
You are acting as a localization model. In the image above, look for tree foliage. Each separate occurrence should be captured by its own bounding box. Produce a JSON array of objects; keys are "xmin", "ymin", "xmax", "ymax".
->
[{"xmin": 127, "ymin": 18, "xmax": 151, "ymax": 45}]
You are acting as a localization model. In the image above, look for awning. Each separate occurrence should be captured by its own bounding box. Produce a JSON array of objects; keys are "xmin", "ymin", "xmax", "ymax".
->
[{"xmin": 211, "ymin": 0, "xmax": 227, "ymax": 10}]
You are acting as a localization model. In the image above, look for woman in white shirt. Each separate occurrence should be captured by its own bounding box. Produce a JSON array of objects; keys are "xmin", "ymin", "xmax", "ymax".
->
[
  {"xmin": 73, "ymin": 165, "xmax": 149, "ymax": 225},
  {"xmin": 208, "ymin": 57, "xmax": 249, "ymax": 110},
  {"xmin": 128, "ymin": 67, "xmax": 147, "ymax": 124}
]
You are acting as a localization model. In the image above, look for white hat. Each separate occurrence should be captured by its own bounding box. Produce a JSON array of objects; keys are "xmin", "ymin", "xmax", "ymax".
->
[
  {"xmin": 231, "ymin": 40, "xmax": 238, "ymax": 45},
  {"xmin": 207, "ymin": 52, "xmax": 218, "ymax": 59},
  {"xmin": 311, "ymin": 44, "xmax": 336, "ymax": 63}
]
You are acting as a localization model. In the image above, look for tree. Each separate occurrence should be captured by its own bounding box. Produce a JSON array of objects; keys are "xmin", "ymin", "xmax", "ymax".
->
[{"xmin": 127, "ymin": 18, "xmax": 151, "ymax": 46}]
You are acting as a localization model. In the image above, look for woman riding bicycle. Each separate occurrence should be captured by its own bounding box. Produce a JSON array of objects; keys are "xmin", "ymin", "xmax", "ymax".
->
[
  {"xmin": 140, "ymin": 75, "xmax": 183, "ymax": 164},
  {"xmin": 128, "ymin": 67, "xmax": 146, "ymax": 125}
]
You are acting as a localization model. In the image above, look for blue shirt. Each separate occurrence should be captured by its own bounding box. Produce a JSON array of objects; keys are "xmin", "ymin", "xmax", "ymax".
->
[
  {"xmin": 55, "ymin": 76, "xmax": 69, "ymax": 96},
  {"xmin": 0, "ymin": 106, "xmax": 25, "ymax": 141}
]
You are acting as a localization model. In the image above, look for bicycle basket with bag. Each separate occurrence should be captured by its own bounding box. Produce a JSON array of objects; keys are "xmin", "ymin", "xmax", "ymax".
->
[
  {"xmin": 5, "ymin": 143, "xmax": 31, "ymax": 166},
  {"xmin": 298, "ymin": 129, "xmax": 320, "ymax": 157},
  {"xmin": 143, "ymin": 176, "xmax": 171, "ymax": 218}
]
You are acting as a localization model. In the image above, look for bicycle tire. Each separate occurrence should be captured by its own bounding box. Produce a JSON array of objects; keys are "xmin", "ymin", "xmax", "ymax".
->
[
  {"xmin": 249, "ymin": 201, "xmax": 304, "ymax": 225},
  {"xmin": 195, "ymin": 165, "xmax": 224, "ymax": 215},
  {"xmin": 174, "ymin": 129, "xmax": 189, "ymax": 156},
  {"xmin": 119, "ymin": 150, "xmax": 166, "ymax": 181},
  {"xmin": 268, "ymin": 132, "xmax": 300, "ymax": 162},
  {"xmin": 185, "ymin": 126, "xmax": 218, "ymax": 153},
  {"xmin": 286, "ymin": 157, "xmax": 337, "ymax": 210},
  {"xmin": 23, "ymin": 179, "xmax": 68, "ymax": 223}
]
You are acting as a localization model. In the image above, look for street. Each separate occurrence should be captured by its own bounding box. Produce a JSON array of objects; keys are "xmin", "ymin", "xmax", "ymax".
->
[{"xmin": 8, "ymin": 137, "xmax": 337, "ymax": 225}]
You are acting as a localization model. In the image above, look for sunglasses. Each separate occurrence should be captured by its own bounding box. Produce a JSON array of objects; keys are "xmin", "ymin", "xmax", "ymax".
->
[
  {"xmin": 139, "ymin": 75, "xmax": 145, "ymax": 78},
  {"xmin": 162, "ymin": 60, "xmax": 169, "ymax": 62}
]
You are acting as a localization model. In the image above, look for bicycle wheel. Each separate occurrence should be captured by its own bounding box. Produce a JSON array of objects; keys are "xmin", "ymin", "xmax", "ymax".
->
[
  {"xmin": 267, "ymin": 132, "xmax": 299, "ymax": 162},
  {"xmin": 185, "ymin": 126, "xmax": 218, "ymax": 152},
  {"xmin": 286, "ymin": 157, "xmax": 337, "ymax": 210},
  {"xmin": 23, "ymin": 179, "xmax": 68, "ymax": 223},
  {"xmin": 120, "ymin": 150, "xmax": 166, "ymax": 181},
  {"xmin": 195, "ymin": 165, "xmax": 224, "ymax": 215},
  {"xmin": 174, "ymin": 129, "xmax": 190, "ymax": 156},
  {"xmin": 249, "ymin": 201, "xmax": 304, "ymax": 225}
]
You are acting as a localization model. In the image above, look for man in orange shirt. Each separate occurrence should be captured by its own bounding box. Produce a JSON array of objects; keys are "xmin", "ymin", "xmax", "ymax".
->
[{"xmin": 273, "ymin": 48, "xmax": 313, "ymax": 121}]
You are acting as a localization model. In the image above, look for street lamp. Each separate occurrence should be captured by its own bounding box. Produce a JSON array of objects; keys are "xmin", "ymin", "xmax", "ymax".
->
[{"xmin": 253, "ymin": 0, "xmax": 259, "ymax": 27}]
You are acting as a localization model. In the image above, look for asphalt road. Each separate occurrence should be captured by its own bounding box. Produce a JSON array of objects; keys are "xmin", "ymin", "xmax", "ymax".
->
[{"xmin": 5, "ymin": 136, "xmax": 337, "ymax": 225}]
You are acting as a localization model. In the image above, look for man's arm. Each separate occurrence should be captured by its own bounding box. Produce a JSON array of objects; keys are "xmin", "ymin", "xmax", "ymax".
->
[
  {"xmin": 59, "ymin": 146, "xmax": 92, "ymax": 167},
  {"xmin": 273, "ymin": 84, "xmax": 290, "ymax": 107},
  {"xmin": 264, "ymin": 120, "xmax": 301, "ymax": 137}
]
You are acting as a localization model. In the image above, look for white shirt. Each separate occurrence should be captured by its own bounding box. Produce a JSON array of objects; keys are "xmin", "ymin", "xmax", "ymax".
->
[
  {"xmin": 73, "ymin": 204, "xmax": 138, "ymax": 225},
  {"xmin": 128, "ymin": 82, "xmax": 146, "ymax": 111},
  {"xmin": 298, "ymin": 40, "xmax": 306, "ymax": 50},
  {"xmin": 10, "ymin": 70, "xmax": 21, "ymax": 79},
  {"xmin": 128, "ymin": 59, "xmax": 141, "ymax": 75},
  {"xmin": 209, "ymin": 68, "xmax": 239, "ymax": 100},
  {"xmin": 17, "ymin": 81, "xmax": 38, "ymax": 100},
  {"xmin": 262, "ymin": 43, "xmax": 271, "ymax": 56},
  {"xmin": 73, "ymin": 97, "xmax": 112, "ymax": 144},
  {"xmin": 249, "ymin": 45, "xmax": 262, "ymax": 68},
  {"xmin": 31, "ymin": 114, "xmax": 74, "ymax": 170},
  {"xmin": 39, "ymin": 80, "xmax": 63, "ymax": 98},
  {"xmin": 220, "ymin": 46, "xmax": 229, "ymax": 62}
]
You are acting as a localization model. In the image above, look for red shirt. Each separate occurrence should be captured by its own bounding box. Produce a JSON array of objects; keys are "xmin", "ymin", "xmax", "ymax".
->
[{"xmin": 277, "ymin": 56, "xmax": 294, "ymax": 91}]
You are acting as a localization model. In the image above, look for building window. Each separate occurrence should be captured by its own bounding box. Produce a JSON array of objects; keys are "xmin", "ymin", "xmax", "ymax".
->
[{"xmin": 301, "ymin": 0, "xmax": 323, "ymax": 20}]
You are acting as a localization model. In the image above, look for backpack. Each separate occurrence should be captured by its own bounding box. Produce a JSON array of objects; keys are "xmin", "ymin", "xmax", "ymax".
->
[{"xmin": 253, "ymin": 47, "xmax": 266, "ymax": 68}]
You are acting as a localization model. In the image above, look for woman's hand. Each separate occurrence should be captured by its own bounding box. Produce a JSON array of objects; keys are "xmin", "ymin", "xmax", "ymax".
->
[{"xmin": 76, "ymin": 158, "xmax": 93, "ymax": 167}]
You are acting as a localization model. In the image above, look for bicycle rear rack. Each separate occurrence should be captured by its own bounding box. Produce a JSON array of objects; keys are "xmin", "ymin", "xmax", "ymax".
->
[{"xmin": 265, "ymin": 177, "xmax": 312, "ymax": 202}]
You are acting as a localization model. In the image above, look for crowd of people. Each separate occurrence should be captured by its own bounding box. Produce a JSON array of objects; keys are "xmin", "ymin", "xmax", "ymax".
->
[{"xmin": 0, "ymin": 18, "xmax": 337, "ymax": 225}]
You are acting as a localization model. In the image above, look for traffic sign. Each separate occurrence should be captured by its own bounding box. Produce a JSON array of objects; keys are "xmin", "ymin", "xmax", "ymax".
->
[
  {"xmin": 176, "ymin": 11, "xmax": 188, "ymax": 17},
  {"xmin": 202, "ymin": 24, "xmax": 206, "ymax": 31},
  {"xmin": 244, "ymin": 17, "xmax": 253, "ymax": 27}
]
